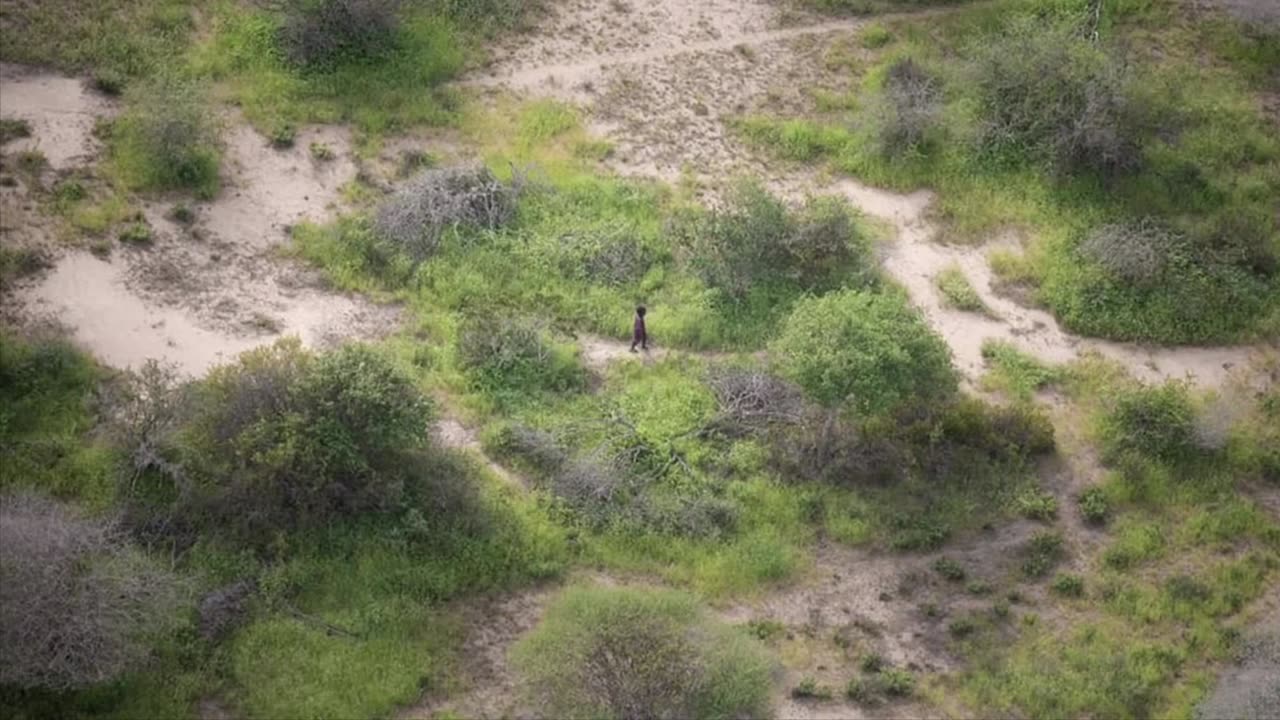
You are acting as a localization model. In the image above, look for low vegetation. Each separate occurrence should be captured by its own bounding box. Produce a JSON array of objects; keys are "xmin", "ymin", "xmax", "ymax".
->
[{"xmin": 513, "ymin": 586, "xmax": 773, "ymax": 720}]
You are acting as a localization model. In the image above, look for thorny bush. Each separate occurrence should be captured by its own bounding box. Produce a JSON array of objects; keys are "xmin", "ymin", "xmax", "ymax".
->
[
  {"xmin": 279, "ymin": 0, "xmax": 402, "ymax": 69},
  {"xmin": 0, "ymin": 493, "xmax": 185, "ymax": 690},
  {"xmin": 374, "ymin": 165, "xmax": 526, "ymax": 262}
]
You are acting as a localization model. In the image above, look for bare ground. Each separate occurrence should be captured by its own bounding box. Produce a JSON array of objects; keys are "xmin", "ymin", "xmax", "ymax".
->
[{"xmin": 1, "ymin": 67, "xmax": 399, "ymax": 375}]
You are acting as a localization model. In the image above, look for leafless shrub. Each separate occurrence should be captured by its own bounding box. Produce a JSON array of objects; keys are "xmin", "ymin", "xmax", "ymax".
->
[
  {"xmin": 279, "ymin": 0, "xmax": 402, "ymax": 69},
  {"xmin": 457, "ymin": 315, "xmax": 550, "ymax": 373},
  {"xmin": 0, "ymin": 493, "xmax": 185, "ymax": 690},
  {"xmin": 708, "ymin": 370, "xmax": 805, "ymax": 436},
  {"xmin": 1053, "ymin": 61, "xmax": 1146, "ymax": 177},
  {"xmin": 548, "ymin": 456, "xmax": 629, "ymax": 524},
  {"xmin": 374, "ymin": 165, "xmax": 525, "ymax": 262},
  {"xmin": 198, "ymin": 579, "xmax": 256, "ymax": 642},
  {"xmin": 101, "ymin": 360, "xmax": 191, "ymax": 489},
  {"xmin": 875, "ymin": 58, "xmax": 942, "ymax": 156},
  {"xmin": 1079, "ymin": 218, "xmax": 1182, "ymax": 285},
  {"xmin": 495, "ymin": 423, "xmax": 570, "ymax": 475},
  {"xmin": 768, "ymin": 409, "xmax": 901, "ymax": 487},
  {"xmin": 631, "ymin": 494, "xmax": 739, "ymax": 539}
]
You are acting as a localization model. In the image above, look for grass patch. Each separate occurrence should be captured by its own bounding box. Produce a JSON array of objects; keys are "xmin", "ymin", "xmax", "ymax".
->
[
  {"xmin": 934, "ymin": 264, "xmax": 991, "ymax": 314},
  {"xmin": 191, "ymin": 3, "xmax": 465, "ymax": 143}
]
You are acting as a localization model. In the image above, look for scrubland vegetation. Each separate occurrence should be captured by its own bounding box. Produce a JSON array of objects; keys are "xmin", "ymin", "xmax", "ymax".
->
[
  {"xmin": 2, "ymin": 0, "xmax": 1277, "ymax": 718},
  {"xmin": 742, "ymin": 0, "xmax": 1280, "ymax": 343}
]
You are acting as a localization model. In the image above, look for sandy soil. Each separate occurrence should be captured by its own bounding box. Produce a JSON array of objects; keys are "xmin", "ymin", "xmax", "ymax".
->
[{"xmin": 2, "ymin": 68, "xmax": 399, "ymax": 375}]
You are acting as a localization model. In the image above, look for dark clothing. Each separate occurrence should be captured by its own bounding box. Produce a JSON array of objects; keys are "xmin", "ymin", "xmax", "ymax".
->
[{"xmin": 631, "ymin": 315, "xmax": 647, "ymax": 350}]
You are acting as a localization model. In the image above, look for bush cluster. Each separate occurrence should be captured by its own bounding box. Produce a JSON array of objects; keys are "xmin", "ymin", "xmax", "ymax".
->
[
  {"xmin": 279, "ymin": 0, "xmax": 402, "ymax": 69},
  {"xmin": 513, "ymin": 586, "xmax": 773, "ymax": 720},
  {"xmin": 124, "ymin": 340, "xmax": 435, "ymax": 546},
  {"xmin": 0, "ymin": 493, "xmax": 185, "ymax": 690},
  {"xmin": 556, "ymin": 226, "xmax": 658, "ymax": 286},
  {"xmin": 671, "ymin": 183, "xmax": 874, "ymax": 301},
  {"xmin": 374, "ymin": 165, "xmax": 525, "ymax": 262}
]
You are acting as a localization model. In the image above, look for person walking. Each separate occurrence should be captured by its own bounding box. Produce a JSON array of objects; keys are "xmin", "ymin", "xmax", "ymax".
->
[{"xmin": 629, "ymin": 305, "xmax": 648, "ymax": 353}]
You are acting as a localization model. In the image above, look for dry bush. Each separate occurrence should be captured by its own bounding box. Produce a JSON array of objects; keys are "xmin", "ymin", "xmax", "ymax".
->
[
  {"xmin": 707, "ymin": 369, "xmax": 806, "ymax": 436},
  {"xmin": 1079, "ymin": 218, "xmax": 1182, "ymax": 285},
  {"xmin": 0, "ymin": 493, "xmax": 184, "ymax": 690},
  {"xmin": 374, "ymin": 165, "xmax": 525, "ymax": 262},
  {"xmin": 876, "ymin": 57, "xmax": 942, "ymax": 156},
  {"xmin": 768, "ymin": 409, "xmax": 901, "ymax": 487},
  {"xmin": 1053, "ymin": 60, "xmax": 1146, "ymax": 177},
  {"xmin": 492, "ymin": 423, "xmax": 570, "ymax": 476},
  {"xmin": 547, "ymin": 456, "xmax": 629, "ymax": 524},
  {"xmin": 101, "ymin": 360, "xmax": 191, "ymax": 489},
  {"xmin": 279, "ymin": 0, "xmax": 402, "ymax": 69},
  {"xmin": 198, "ymin": 580, "xmax": 256, "ymax": 642}
]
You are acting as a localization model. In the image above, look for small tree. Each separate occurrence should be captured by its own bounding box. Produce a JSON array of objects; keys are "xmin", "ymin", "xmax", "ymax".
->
[
  {"xmin": 771, "ymin": 290, "xmax": 955, "ymax": 414},
  {"xmin": 0, "ymin": 493, "xmax": 184, "ymax": 690}
]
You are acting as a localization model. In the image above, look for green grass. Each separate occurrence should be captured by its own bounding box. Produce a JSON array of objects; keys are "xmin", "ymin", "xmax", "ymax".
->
[
  {"xmin": 934, "ymin": 265, "xmax": 991, "ymax": 315},
  {"xmin": 0, "ymin": 0, "xmax": 196, "ymax": 86},
  {"xmin": 0, "ymin": 332, "xmax": 116, "ymax": 509},
  {"xmin": 979, "ymin": 340, "xmax": 1063, "ymax": 401},
  {"xmin": 191, "ymin": 3, "xmax": 465, "ymax": 144}
]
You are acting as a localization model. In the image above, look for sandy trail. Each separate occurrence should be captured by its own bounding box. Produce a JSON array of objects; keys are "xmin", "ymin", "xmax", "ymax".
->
[
  {"xmin": 2, "ymin": 68, "xmax": 398, "ymax": 376},
  {"xmin": 461, "ymin": 0, "xmax": 1266, "ymax": 389}
]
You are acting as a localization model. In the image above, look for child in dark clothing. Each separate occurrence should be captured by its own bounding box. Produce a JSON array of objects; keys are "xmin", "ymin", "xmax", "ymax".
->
[{"xmin": 630, "ymin": 306, "xmax": 647, "ymax": 352}]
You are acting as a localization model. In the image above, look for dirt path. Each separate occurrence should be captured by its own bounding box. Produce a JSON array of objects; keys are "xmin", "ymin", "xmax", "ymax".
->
[
  {"xmin": 460, "ymin": 0, "xmax": 1264, "ymax": 390},
  {"xmin": 2, "ymin": 67, "xmax": 398, "ymax": 375}
]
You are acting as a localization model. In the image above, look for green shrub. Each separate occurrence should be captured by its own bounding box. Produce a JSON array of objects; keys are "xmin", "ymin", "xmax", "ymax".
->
[
  {"xmin": 671, "ymin": 183, "xmax": 874, "ymax": 302},
  {"xmin": 1052, "ymin": 574, "xmax": 1085, "ymax": 598},
  {"xmin": 846, "ymin": 676, "xmax": 879, "ymax": 705},
  {"xmin": 268, "ymin": 120, "xmax": 296, "ymax": 149},
  {"xmin": 512, "ymin": 586, "xmax": 773, "ymax": 720},
  {"xmin": 110, "ymin": 74, "xmax": 219, "ymax": 197},
  {"xmin": 118, "ymin": 222, "xmax": 152, "ymax": 245},
  {"xmin": 1021, "ymin": 531, "xmax": 1065, "ymax": 579},
  {"xmin": 1078, "ymin": 486, "xmax": 1109, "ymax": 525},
  {"xmin": 1101, "ymin": 382, "xmax": 1196, "ymax": 461},
  {"xmin": 141, "ymin": 340, "xmax": 435, "ymax": 546},
  {"xmin": 456, "ymin": 315, "xmax": 583, "ymax": 396},
  {"xmin": 772, "ymin": 289, "xmax": 955, "ymax": 414},
  {"xmin": 949, "ymin": 616, "xmax": 978, "ymax": 639},
  {"xmin": 980, "ymin": 340, "xmax": 1062, "ymax": 400},
  {"xmin": 934, "ymin": 556, "xmax": 966, "ymax": 582},
  {"xmin": 861, "ymin": 653, "xmax": 885, "ymax": 673},
  {"xmin": 791, "ymin": 677, "xmax": 834, "ymax": 700},
  {"xmin": 860, "ymin": 24, "xmax": 892, "ymax": 49},
  {"xmin": 882, "ymin": 668, "xmax": 915, "ymax": 697},
  {"xmin": 1016, "ymin": 490, "xmax": 1058, "ymax": 521}
]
